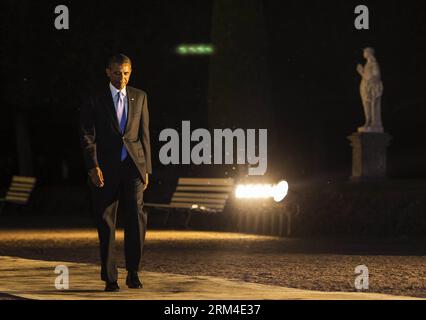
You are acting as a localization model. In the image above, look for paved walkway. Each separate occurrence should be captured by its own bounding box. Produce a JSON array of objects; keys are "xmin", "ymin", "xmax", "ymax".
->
[{"xmin": 0, "ymin": 256, "xmax": 421, "ymax": 300}]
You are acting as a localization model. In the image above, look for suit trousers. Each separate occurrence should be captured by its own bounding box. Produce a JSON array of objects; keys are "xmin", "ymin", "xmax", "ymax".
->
[{"xmin": 89, "ymin": 156, "xmax": 147, "ymax": 282}]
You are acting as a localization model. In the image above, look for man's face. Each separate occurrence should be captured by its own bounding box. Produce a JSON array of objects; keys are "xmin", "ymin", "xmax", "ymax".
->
[{"xmin": 106, "ymin": 63, "xmax": 132, "ymax": 90}]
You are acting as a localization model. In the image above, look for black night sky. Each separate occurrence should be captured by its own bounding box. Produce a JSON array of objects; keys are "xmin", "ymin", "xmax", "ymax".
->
[{"xmin": 1, "ymin": 0, "xmax": 426, "ymax": 188}]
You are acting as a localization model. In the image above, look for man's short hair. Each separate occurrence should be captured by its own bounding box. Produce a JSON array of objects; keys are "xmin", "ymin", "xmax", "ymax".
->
[{"xmin": 107, "ymin": 54, "xmax": 132, "ymax": 68}]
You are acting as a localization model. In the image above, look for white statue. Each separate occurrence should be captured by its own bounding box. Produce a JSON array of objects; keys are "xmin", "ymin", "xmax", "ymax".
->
[{"xmin": 356, "ymin": 47, "xmax": 384, "ymax": 132}]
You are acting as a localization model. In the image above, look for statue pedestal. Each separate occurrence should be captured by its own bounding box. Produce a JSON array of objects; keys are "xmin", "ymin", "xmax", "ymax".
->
[{"xmin": 347, "ymin": 132, "xmax": 392, "ymax": 180}]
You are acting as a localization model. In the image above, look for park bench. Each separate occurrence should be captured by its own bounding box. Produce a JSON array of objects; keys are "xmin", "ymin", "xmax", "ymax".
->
[
  {"xmin": 0, "ymin": 176, "xmax": 37, "ymax": 215},
  {"xmin": 144, "ymin": 177, "xmax": 235, "ymax": 228}
]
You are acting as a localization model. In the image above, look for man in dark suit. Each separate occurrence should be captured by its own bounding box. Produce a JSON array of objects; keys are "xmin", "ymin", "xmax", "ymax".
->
[{"xmin": 80, "ymin": 54, "xmax": 152, "ymax": 292}]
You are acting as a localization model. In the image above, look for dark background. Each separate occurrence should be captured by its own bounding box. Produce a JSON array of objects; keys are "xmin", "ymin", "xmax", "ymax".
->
[{"xmin": 1, "ymin": 0, "xmax": 426, "ymax": 190}]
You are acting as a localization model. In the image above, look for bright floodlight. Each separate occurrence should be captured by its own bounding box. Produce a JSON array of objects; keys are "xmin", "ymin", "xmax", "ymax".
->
[
  {"xmin": 235, "ymin": 180, "xmax": 288, "ymax": 203},
  {"xmin": 273, "ymin": 180, "xmax": 288, "ymax": 202}
]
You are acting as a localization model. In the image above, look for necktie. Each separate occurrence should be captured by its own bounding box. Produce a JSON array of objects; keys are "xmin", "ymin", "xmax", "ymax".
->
[{"xmin": 116, "ymin": 91, "xmax": 128, "ymax": 161}]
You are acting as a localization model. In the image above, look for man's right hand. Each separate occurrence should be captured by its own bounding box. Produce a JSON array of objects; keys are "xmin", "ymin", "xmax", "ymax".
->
[{"xmin": 89, "ymin": 167, "xmax": 104, "ymax": 188}]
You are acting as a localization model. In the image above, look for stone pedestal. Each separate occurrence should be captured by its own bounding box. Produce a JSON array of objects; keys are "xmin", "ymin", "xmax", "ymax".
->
[{"xmin": 347, "ymin": 132, "xmax": 392, "ymax": 180}]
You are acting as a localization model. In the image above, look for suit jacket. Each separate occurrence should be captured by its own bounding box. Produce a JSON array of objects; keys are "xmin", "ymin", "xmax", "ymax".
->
[{"xmin": 80, "ymin": 85, "xmax": 152, "ymax": 184}]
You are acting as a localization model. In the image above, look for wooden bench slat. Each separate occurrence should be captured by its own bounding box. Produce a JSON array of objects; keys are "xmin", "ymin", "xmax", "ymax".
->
[
  {"xmin": 170, "ymin": 202, "xmax": 224, "ymax": 210},
  {"xmin": 12, "ymin": 176, "xmax": 37, "ymax": 183},
  {"xmin": 177, "ymin": 186, "xmax": 234, "ymax": 192},
  {"xmin": 171, "ymin": 197, "xmax": 226, "ymax": 204},
  {"xmin": 144, "ymin": 202, "xmax": 225, "ymax": 210},
  {"xmin": 173, "ymin": 192, "xmax": 229, "ymax": 199},
  {"xmin": 5, "ymin": 195, "xmax": 29, "ymax": 202},
  {"xmin": 9, "ymin": 186, "xmax": 33, "ymax": 192},
  {"xmin": 143, "ymin": 203, "xmax": 172, "ymax": 208},
  {"xmin": 178, "ymin": 178, "xmax": 234, "ymax": 186},
  {"xmin": 167, "ymin": 203, "xmax": 194, "ymax": 209},
  {"xmin": 6, "ymin": 191, "xmax": 30, "ymax": 198},
  {"xmin": 10, "ymin": 182, "xmax": 34, "ymax": 188},
  {"xmin": 6, "ymin": 200, "xmax": 28, "ymax": 204},
  {"xmin": 6, "ymin": 195, "xmax": 29, "ymax": 202}
]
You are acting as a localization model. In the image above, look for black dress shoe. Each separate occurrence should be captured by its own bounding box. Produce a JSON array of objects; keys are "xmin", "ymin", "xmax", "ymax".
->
[
  {"xmin": 126, "ymin": 271, "xmax": 143, "ymax": 289},
  {"xmin": 104, "ymin": 281, "xmax": 120, "ymax": 292}
]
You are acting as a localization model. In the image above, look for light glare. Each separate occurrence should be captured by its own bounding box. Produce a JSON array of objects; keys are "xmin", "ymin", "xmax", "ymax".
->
[{"xmin": 235, "ymin": 180, "xmax": 288, "ymax": 203}]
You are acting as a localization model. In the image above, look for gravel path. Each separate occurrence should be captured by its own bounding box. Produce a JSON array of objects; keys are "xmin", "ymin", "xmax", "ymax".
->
[{"xmin": 0, "ymin": 230, "xmax": 424, "ymax": 298}]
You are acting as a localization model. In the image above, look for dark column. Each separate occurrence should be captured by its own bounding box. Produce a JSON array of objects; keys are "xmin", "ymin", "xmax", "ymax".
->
[{"xmin": 208, "ymin": 0, "xmax": 273, "ymax": 130}]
